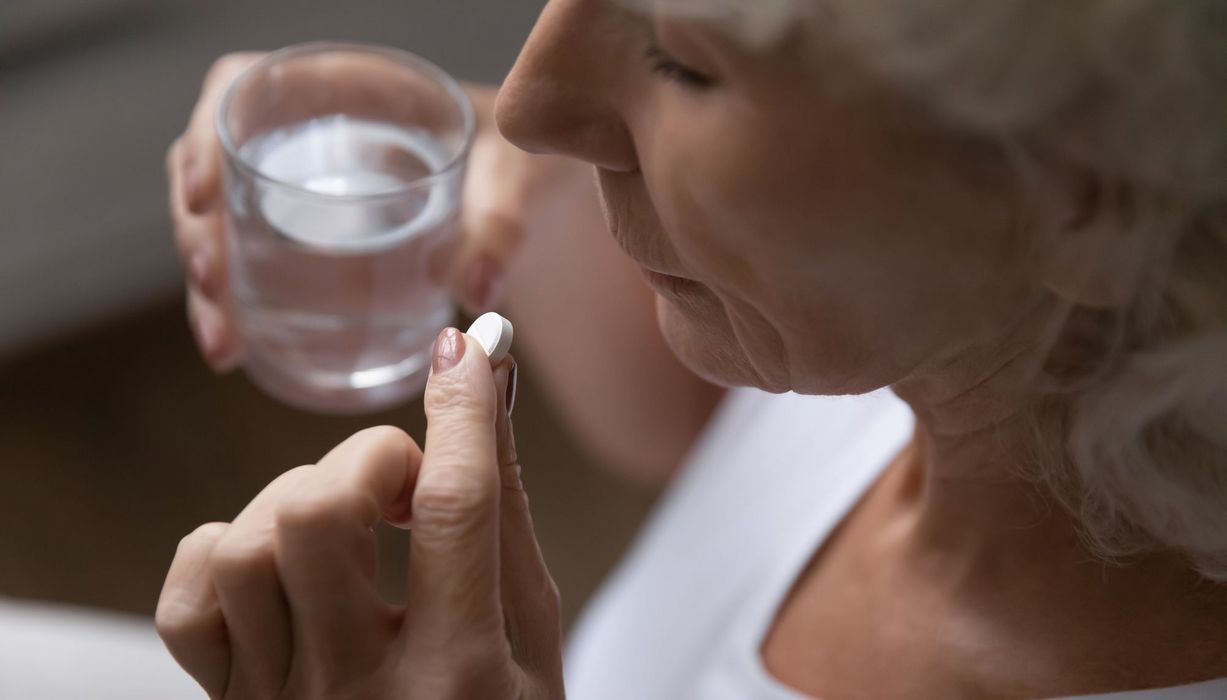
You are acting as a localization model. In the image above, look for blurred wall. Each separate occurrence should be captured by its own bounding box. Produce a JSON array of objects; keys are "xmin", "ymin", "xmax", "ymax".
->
[{"xmin": 0, "ymin": 0, "xmax": 542, "ymax": 357}]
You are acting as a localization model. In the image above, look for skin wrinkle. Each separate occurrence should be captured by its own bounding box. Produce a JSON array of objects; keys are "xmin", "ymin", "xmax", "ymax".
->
[
  {"xmin": 156, "ymin": 1, "xmax": 1223, "ymax": 695},
  {"xmin": 664, "ymin": 153, "xmax": 795, "ymax": 391},
  {"xmin": 902, "ymin": 307, "xmax": 1050, "ymax": 437},
  {"xmin": 494, "ymin": 0, "xmax": 1227, "ymax": 692},
  {"xmin": 720, "ymin": 293, "xmax": 792, "ymax": 392},
  {"xmin": 603, "ymin": 93, "xmax": 793, "ymax": 389}
]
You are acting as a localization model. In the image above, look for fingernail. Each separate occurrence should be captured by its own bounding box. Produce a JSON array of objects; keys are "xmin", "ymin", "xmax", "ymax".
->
[
  {"xmin": 462, "ymin": 253, "xmax": 503, "ymax": 311},
  {"xmin": 187, "ymin": 250, "xmax": 212, "ymax": 294},
  {"xmin": 432, "ymin": 327, "xmax": 465, "ymax": 374},
  {"xmin": 506, "ymin": 360, "xmax": 518, "ymax": 417}
]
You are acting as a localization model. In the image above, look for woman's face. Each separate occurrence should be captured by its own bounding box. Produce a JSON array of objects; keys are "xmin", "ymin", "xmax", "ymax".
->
[{"xmin": 497, "ymin": 0, "xmax": 1049, "ymax": 394}]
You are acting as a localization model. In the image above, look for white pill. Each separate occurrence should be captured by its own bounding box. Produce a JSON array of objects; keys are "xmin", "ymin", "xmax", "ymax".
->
[{"xmin": 466, "ymin": 312, "xmax": 514, "ymax": 364}]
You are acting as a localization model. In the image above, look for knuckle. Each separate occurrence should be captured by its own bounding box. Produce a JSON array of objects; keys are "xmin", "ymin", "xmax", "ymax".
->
[
  {"xmin": 412, "ymin": 475, "xmax": 491, "ymax": 531},
  {"xmin": 269, "ymin": 463, "xmax": 316, "ymax": 490},
  {"xmin": 353, "ymin": 425, "xmax": 418, "ymax": 462},
  {"xmin": 521, "ymin": 573, "xmax": 561, "ymax": 620},
  {"xmin": 275, "ymin": 486, "xmax": 349, "ymax": 533},
  {"xmin": 210, "ymin": 53, "xmax": 246, "ymax": 81},
  {"xmin": 176, "ymin": 521, "xmax": 228, "ymax": 555},
  {"xmin": 175, "ymin": 220, "xmax": 213, "ymax": 265},
  {"xmin": 207, "ymin": 52, "xmax": 261, "ymax": 89},
  {"xmin": 153, "ymin": 601, "xmax": 186, "ymax": 640},
  {"xmin": 430, "ymin": 649, "xmax": 513, "ymax": 699},
  {"xmin": 500, "ymin": 464, "xmax": 527, "ymax": 495},
  {"xmin": 424, "ymin": 376, "xmax": 493, "ymax": 418},
  {"xmin": 208, "ymin": 533, "xmax": 274, "ymax": 584},
  {"xmin": 154, "ymin": 595, "xmax": 208, "ymax": 641}
]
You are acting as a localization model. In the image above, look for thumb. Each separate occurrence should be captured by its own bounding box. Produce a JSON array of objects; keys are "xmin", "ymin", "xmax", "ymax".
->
[{"xmin": 407, "ymin": 327, "xmax": 504, "ymax": 636}]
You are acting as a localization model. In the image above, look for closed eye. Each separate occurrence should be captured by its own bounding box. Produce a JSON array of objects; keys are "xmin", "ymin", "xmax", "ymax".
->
[{"xmin": 645, "ymin": 44, "xmax": 715, "ymax": 90}]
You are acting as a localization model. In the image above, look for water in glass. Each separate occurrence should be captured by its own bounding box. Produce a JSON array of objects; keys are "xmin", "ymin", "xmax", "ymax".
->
[{"xmin": 226, "ymin": 115, "xmax": 460, "ymax": 413}]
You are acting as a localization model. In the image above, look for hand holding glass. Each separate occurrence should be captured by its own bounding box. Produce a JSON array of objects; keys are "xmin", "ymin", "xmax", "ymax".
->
[{"xmin": 218, "ymin": 43, "xmax": 474, "ymax": 413}]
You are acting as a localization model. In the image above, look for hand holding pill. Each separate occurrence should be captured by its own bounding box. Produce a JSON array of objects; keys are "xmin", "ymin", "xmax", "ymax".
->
[{"xmin": 158, "ymin": 316, "xmax": 564, "ymax": 699}]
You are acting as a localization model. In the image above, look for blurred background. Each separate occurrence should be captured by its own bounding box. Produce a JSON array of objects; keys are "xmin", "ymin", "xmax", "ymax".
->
[{"xmin": 0, "ymin": 0, "xmax": 657, "ymax": 693}]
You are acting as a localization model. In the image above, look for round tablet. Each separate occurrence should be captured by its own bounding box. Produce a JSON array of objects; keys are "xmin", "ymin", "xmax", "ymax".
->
[{"xmin": 466, "ymin": 312, "xmax": 514, "ymax": 364}]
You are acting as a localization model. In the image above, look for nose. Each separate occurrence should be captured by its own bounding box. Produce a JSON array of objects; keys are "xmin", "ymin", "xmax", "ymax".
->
[{"xmin": 495, "ymin": 0, "xmax": 639, "ymax": 173}]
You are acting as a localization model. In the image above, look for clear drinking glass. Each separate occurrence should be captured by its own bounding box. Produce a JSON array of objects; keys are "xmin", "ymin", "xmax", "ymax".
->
[{"xmin": 217, "ymin": 43, "xmax": 474, "ymax": 414}]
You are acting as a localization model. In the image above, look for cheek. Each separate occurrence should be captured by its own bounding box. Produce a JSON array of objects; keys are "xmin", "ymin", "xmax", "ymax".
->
[
  {"xmin": 638, "ymin": 120, "xmax": 796, "ymax": 389},
  {"xmin": 642, "ymin": 89, "xmax": 1038, "ymax": 395},
  {"xmin": 649, "ymin": 122, "xmax": 774, "ymax": 288},
  {"xmin": 647, "ymin": 92, "xmax": 866, "ymax": 315},
  {"xmin": 645, "ymin": 104, "xmax": 864, "ymax": 389}
]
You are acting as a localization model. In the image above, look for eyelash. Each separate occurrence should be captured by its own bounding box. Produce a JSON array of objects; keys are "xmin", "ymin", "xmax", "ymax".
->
[{"xmin": 645, "ymin": 44, "xmax": 714, "ymax": 90}]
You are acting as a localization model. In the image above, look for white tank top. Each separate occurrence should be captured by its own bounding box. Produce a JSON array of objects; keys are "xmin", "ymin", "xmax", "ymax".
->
[{"xmin": 564, "ymin": 388, "xmax": 1227, "ymax": 700}]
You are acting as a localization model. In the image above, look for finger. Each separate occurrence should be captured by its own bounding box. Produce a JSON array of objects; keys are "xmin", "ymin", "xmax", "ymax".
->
[
  {"xmin": 452, "ymin": 140, "xmax": 526, "ymax": 313},
  {"xmin": 187, "ymin": 286, "xmax": 240, "ymax": 373},
  {"xmin": 156, "ymin": 522, "xmax": 231, "ymax": 697},
  {"xmin": 454, "ymin": 220, "xmax": 519, "ymax": 316},
  {"xmin": 274, "ymin": 427, "xmax": 422, "ymax": 670},
  {"xmin": 493, "ymin": 360, "xmax": 564, "ymax": 679},
  {"xmin": 451, "ymin": 87, "xmax": 531, "ymax": 313},
  {"xmin": 209, "ymin": 467, "xmax": 312, "ymax": 697},
  {"xmin": 175, "ymin": 126, "xmax": 240, "ymax": 373},
  {"xmin": 313, "ymin": 425, "xmax": 423, "ymax": 527},
  {"xmin": 173, "ymin": 132, "xmax": 241, "ymax": 374},
  {"xmin": 406, "ymin": 328, "xmax": 504, "ymax": 639},
  {"xmin": 168, "ymin": 138, "xmax": 225, "ymax": 299},
  {"xmin": 183, "ymin": 53, "xmax": 262, "ymax": 216}
]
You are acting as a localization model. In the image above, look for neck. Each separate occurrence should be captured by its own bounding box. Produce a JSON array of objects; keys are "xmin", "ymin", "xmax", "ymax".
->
[
  {"xmin": 875, "ymin": 328, "xmax": 1227, "ymax": 684},
  {"xmin": 881, "ymin": 317, "xmax": 1224, "ymax": 608},
  {"xmin": 888, "ymin": 335, "xmax": 1083, "ymax": 579}
]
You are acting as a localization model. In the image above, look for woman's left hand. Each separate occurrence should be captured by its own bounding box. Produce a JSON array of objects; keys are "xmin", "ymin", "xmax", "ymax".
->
[{"xmin": 155, "ymin": 329, "xmax": 564, "ymax": 699}]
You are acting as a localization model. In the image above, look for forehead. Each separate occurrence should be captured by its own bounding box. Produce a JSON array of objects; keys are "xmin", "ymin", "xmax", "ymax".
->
[{"xmin": 613, "ymin": 0, "xmax": 808, "ymax": 46}]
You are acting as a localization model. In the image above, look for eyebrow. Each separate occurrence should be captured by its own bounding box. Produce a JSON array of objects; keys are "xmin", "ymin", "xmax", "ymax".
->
[{"xmin": 656, "ymin": 0, "xmax": 813, "ymax": 47}]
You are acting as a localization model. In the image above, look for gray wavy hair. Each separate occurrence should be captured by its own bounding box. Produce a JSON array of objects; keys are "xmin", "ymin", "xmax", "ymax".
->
[{"xmin": 632, "ymin": 0, "xmax": 1227, "ymax": 580}]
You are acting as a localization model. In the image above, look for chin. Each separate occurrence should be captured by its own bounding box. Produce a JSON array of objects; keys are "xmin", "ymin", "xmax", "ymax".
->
[
  {"xmin": 654, "ymin": 292, "xmax": 898, "ymax": 397},
  {"xmin": 655, "ymin": 296, "xmax": 791, "ymax": 393}
]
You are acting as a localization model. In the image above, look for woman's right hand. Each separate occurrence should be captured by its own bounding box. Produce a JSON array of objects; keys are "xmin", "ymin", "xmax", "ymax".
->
[{"xmin": 168, "ymin": 52, "xmax": 582, "ymax": 373}]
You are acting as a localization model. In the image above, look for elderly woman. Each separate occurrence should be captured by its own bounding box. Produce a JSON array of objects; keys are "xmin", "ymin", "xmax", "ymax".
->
[{"xmin": 158, "ymin": 0, "xmax": 1227, "ymax": 697}]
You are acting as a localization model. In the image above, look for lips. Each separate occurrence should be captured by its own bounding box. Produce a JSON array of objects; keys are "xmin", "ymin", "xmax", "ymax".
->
[
  {"xmin": 596, "ymin": 170, "xmax": 700, "ymax": 290},
  {"xmin": 639, "ymin": 266, "xmax": 702, "ymax": 296}
]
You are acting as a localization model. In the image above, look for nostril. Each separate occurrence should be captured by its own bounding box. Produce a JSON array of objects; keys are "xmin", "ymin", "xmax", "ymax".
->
[
  {"xmin": 494, "ymin": 79, "xmax": 578, "ymax": 157},
  {"xmin": 495, "ymin": 80, "xmax": 639, "ymax": 172},
  {"xmin": 496, "ymin": 0, "xmax": 640, "ymax": 168}
]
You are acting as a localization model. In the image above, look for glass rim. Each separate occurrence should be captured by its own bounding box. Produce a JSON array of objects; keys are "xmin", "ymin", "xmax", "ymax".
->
[{"xmin": 216, "ymin": 41, "xmax": 476, "ymax": 202}]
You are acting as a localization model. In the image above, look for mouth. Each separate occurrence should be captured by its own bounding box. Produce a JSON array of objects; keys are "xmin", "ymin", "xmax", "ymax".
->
[
  {"xmin": 594, "ymin": 169, "xmax": 704, "ymax": 297},
  {"xmin": 639, "ymin": 266, "xmax": 703, "ymax": 297}
]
